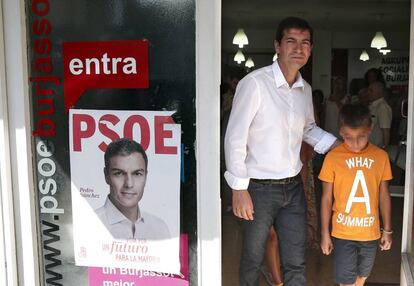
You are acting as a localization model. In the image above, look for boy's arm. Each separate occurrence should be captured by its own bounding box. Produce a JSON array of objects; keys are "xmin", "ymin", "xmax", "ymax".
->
[
  {"xmin": 379, "ymin": 180, "xmax": 392, "ymax": 251},
  {"xmin": 320, "ymin": 181, "xmax": 334, "ymax": 255}
]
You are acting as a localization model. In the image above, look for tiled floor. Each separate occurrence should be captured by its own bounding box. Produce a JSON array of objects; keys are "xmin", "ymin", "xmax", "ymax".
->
[{"xmin": 222, "ymin": 197, "xmax": 403, "ymax": 286}]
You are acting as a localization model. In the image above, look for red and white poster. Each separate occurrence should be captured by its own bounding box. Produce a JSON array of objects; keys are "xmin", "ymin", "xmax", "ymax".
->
[
  {"xmin": 69, "ymin": 109, "xmax": 181, "ymax": 274},
  {"xmin": 88, "ymin": 234, "xmax": 189, "ymax": 286}
]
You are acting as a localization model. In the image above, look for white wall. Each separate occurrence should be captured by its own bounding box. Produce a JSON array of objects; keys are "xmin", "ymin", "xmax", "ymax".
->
[
  {"xmin": 332, "ymin": 31, "xmax": 410, "ymax": 49},
  {"xmin": 347, "ymin": 49, "xmax": 409, "ymax": 93},
  {"xmin": 222, "ymin": 28, "xmax": 410, "ymax": 94},
  {"xmin": 223, "ymin": 28, "xmax": 410, "ymax": 53}
]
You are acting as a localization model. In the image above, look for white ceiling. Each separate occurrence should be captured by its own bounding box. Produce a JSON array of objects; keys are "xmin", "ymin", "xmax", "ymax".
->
[{"xmin": 222, "ymin": 0, "xmax": 411, "ymax": 32}]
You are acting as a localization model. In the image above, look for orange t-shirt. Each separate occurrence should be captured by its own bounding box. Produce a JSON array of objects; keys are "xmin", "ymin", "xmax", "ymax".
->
[{"xmin": 319, "ymin": 143, "xmax": 392, "ymax": 241}]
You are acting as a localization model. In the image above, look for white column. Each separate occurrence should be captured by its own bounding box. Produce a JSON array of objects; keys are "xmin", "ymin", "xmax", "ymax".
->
[
  {"xmin": 196, "ymin": 0, "xmax": 221, "ymax": 285},
  {"xmin": 0, "ymin": 0, "xmax": 18, "ymax": 284}
]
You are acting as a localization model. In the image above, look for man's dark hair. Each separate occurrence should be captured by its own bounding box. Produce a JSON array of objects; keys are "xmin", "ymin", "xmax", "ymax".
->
[
  {"xmin": 275, "ymin": 17, "xmax": 313, "ymax": 44},
  {"xmin": 104, "ymin": 138, "xmax": 148, "ymax": 171},
  {"xmin": 312, "ymin": 89, "xmax": 324, "ymax": 104},
  {"xmin": 364, "ymin": 67, "xmax": 385, "ymax": 85},
  {"xmin": 338, "ymin": 103, "xmax": 372, "ymax": 128}
]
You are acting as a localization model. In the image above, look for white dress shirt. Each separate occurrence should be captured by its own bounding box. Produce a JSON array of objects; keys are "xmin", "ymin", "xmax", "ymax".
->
[
  {"xmin": 96, "ymin": 196, "xmax": 170, "ymax": 240},
  {"xmin": 369, "ymin": 97, "xmax": 392, "ymax": 147},
  {"xmin": 224, "ymin": 61, "xmax": 336, "ymax": 190}
]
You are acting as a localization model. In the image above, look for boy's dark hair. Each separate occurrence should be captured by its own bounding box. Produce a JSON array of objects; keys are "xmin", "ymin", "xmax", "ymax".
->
[
  {"xmin": 338, "ymin": 103, "xmax": 372, "ymax": 128},
  {"xmin": 275, "ymin": 17, "xmax": 313, "ymax": 44},
  {"xmin": 104, "ymin": 138, "xmax": 148, "ymax": 172}
]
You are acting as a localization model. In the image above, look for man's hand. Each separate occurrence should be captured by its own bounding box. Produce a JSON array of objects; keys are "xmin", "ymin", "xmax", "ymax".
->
[
  {"xmin": 232, "ymin": 190, "xmax": 254, "ymax": 220},
  {"xmin": 320, "ymin": 233, "xmax": 333, "ymax": 255},
  {"xmin": 379, "ymin": 232, "xmax": 392, "ymax": 251}
]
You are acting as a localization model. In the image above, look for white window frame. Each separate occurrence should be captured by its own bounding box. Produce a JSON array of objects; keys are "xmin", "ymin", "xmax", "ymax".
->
[
  {"xmin": 0, "ymin": 0, "xmax": 17, "ymax": 284},
  {"xmin": 0, "ymin": 0, "xmax": 41, "ymax": 285}
]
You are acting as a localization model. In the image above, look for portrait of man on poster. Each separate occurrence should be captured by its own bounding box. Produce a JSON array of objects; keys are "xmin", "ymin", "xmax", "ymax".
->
[{"xmin": 95, "ymin": 138, "xmax": 170, "ymax": 240}]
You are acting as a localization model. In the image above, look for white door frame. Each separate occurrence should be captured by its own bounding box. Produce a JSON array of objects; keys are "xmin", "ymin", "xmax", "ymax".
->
[
  {"xmin": 400, "ymin": 1, "xmax": 414, "ymax": 285},
  {"xmin": 196, "ymin": 0, "xmax": 222, "ymax": 285}
]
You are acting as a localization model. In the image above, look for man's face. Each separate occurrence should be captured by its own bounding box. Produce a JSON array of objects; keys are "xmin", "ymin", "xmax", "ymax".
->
[
  {"xmin": 105, "ymin": 152, "xmax": 147, "ymax": 214},
  {"xmin": 367, "ymin": 82, "xmax": 381, "ymax": 102},
  {"xmin": 274, "ymin": 28, "xmax": 312, "ymax": 70},
  {"xmin": 340, "ymin": 125, "xmax": 371, "ymax": 153},
  {"xmin": 333, "ymin": 78, "xmax": 346, "ymax": 95},
  {"xmin": 366, "ymin": 71, "xmax": 378, "ymax": 85}
]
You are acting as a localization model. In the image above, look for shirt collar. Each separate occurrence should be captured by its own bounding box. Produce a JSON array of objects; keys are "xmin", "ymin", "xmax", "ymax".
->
[
  {"xmin": 272, "ymin": 60, "xmax": 304, "ymax": 90},
  {"xmin": 104, "ymin": 196, "xmax": 143, "ymax": 225}
]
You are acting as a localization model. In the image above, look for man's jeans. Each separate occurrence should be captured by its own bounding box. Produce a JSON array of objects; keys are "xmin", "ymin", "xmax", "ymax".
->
[{"xmin": 239, "ymin": 176, "xmax": 306, "ymax": 286}]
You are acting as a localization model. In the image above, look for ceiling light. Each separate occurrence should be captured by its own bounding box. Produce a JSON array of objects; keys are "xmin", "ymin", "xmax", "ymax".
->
[
  {"xmin": 370, "ymin": 32, "xmax": 387, "ymax": 49},
  {"xmin": 359, "ymin": 50, "xmax": 369, "ymax": 61},
  {"xmin": 273, "ymin": 53, "xmax": 278, "ymax": 61},
  {"xmin": 379, "ymin": 49, "xmax": 391, "ymax": 55},
  {"xmin": 234, "ymin": 50, "xmax": 245, "ymax": 64},
  {"xmin": 245, "ymin": 57, "xmax": 254, "ymax": 68},
  {"xmin": 232, "ymin": 29, "xmax": 249, "ymax": 48}
]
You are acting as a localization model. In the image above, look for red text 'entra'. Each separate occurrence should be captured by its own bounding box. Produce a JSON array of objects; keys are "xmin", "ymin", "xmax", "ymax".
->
[{"xmin": 63, "ymin": 40, "xmax": 149, "ymax": 111}]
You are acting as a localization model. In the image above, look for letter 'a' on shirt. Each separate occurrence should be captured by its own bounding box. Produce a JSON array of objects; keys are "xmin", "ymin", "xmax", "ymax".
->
[
  {"xmin": 224, "ymin": 61, "xmax": 337, "ymax": 190},
  {"xmin": 319, "ymin": 143, "xmax": 392, "ymax": 241}
]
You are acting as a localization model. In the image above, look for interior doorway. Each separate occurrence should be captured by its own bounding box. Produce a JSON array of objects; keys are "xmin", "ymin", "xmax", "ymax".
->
[{"xmin": 220, "ymin": 1, "xmax": 411, "ymax": 285}]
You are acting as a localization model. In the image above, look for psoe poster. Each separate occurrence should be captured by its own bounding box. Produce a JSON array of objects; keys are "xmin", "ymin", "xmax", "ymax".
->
[{"xmin": 69, "ymin": 109, "xmax": 181, "ymax": 274}]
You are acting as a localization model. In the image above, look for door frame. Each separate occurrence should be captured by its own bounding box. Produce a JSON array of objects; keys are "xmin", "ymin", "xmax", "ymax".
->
[
  {"xmin": 196, "ymin": 0, "xmax": 222, "ymax": 285},
  {"xmin": 400, "ymin": 1, "xmax": 414, "ymax": 285}
]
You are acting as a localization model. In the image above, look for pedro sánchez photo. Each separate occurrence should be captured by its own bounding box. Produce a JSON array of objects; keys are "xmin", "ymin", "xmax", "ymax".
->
[{"xmin": 95, "ymin": 138, "xmax": 170, "ymax": 240}]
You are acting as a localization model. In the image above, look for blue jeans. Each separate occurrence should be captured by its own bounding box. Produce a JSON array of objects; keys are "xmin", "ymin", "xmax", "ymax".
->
[
  {"xmin": 239, "ymin": 176, "xmax": 306, "ymax": 286},
  {"xmin": 333, "ymin": 238, "xmax": 378, "ymax": 284}
]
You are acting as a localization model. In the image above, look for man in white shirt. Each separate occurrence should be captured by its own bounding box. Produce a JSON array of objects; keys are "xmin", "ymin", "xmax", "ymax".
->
[
  {"xmin": 367, "ymin": 81, "xmax": 392, "ymax": 148},
  {"xmin": 96, "ymin": 138, "xmax": 170, "ymax": 240},
  {"xmin": 224, "ymin": 17, "xmax": 338, "ymax": 286}
]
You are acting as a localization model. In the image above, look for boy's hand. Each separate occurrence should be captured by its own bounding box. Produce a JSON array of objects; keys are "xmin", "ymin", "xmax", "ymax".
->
[
  {"xmin": 379, "ymin": 232, "xmax": 392, "ymax": 251},
  {"xmin": 320, "ymin": 233, "xmax": 333, "ymax": 255}
]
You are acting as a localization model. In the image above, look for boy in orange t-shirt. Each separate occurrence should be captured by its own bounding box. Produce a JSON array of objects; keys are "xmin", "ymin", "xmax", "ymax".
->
[{"xmin": 319, "ymin": 103, "xmax": 393, "ymax": 286}]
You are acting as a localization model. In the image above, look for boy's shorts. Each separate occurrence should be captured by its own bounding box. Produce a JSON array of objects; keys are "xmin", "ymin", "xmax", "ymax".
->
[{"xmin": 333, "ymin": 237, "xmax": 378, "ymax": 284}]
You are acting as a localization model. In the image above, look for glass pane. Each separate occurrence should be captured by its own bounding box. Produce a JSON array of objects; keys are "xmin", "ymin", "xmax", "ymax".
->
[{"xmin": 26, "ymin": 1, "xmax": 196, "ymax": 285}]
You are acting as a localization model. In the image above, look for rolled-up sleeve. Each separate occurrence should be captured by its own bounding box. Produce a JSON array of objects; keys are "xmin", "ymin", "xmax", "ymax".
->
[
  {"xmin": 303, "ymin": 102, "xmax": 337, "ymax": 154},
  {"xmin": 224, "ymin": 76, "xmax": 260, "ymax": 190}
]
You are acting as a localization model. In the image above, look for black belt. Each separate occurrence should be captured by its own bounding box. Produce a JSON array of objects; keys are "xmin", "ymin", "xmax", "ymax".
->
[{"xmin": 250, "ymin": 175, "xmax": 298, "ymax": 185}]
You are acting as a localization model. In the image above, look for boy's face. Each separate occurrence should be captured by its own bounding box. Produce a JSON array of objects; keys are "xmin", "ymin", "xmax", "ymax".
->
[{"xmin": 339, "ymin": 125, "xmax": 372, "ymax": 153}]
